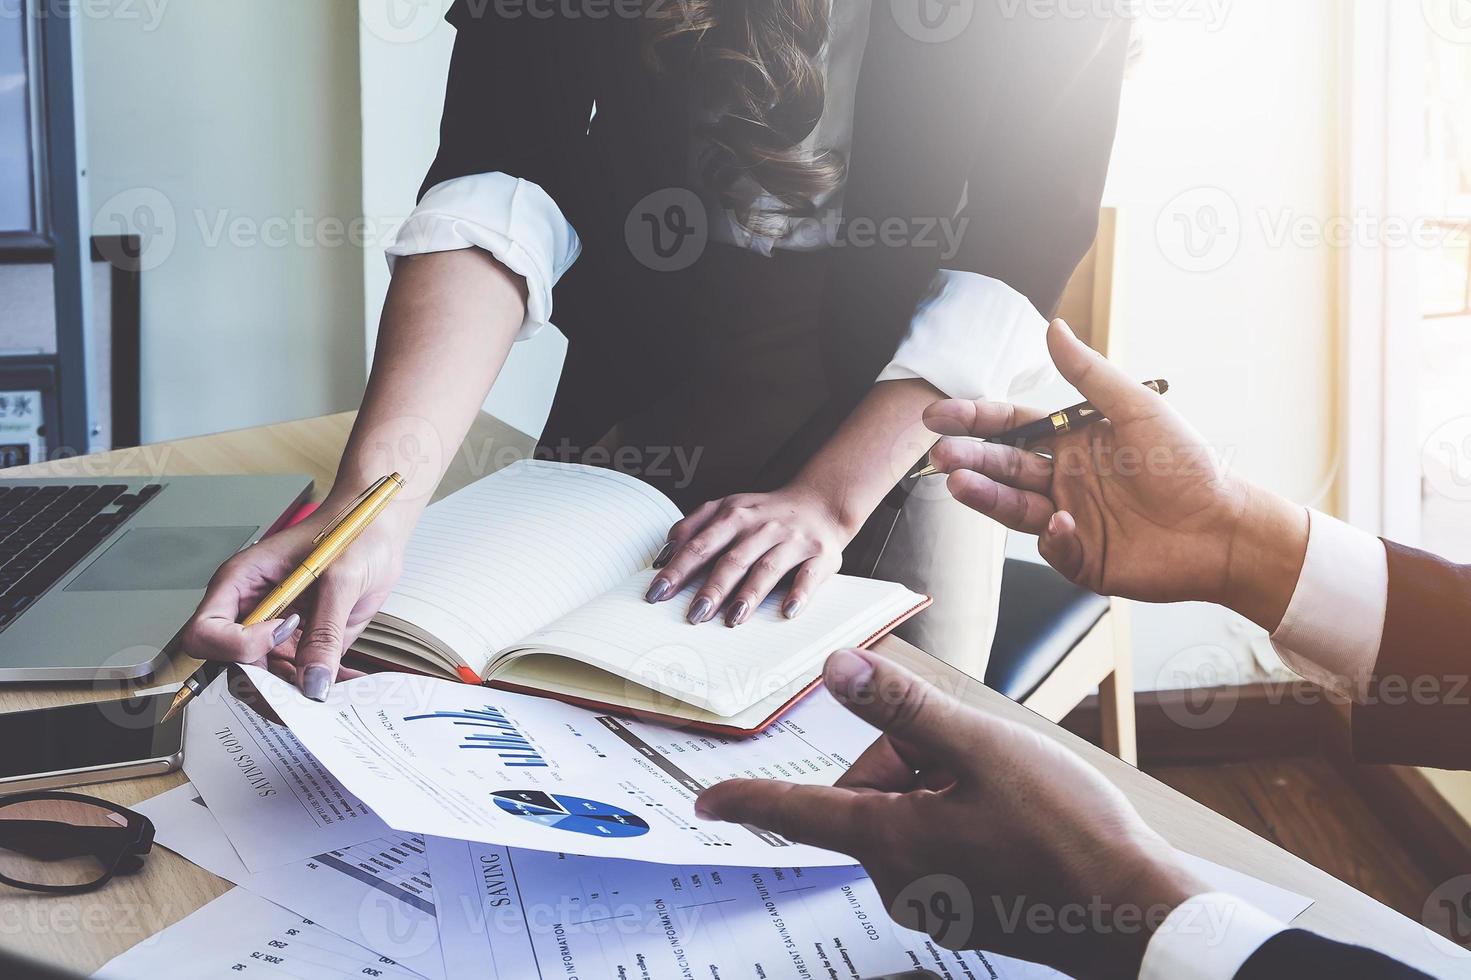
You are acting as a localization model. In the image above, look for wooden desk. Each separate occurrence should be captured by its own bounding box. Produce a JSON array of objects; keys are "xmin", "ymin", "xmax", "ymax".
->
[{"xmin": 0, "ymin": 414, "xmax": 1462, "ymax": 976}]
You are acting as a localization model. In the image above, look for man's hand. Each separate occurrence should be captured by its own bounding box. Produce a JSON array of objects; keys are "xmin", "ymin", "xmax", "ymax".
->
[
  {"xmin": 696, "ymin": 649, "xmax": 1207, "ymax": 979},
  {"xmin": 923, "ymin": 319, "xmax": 1308, "ymax": 632}
]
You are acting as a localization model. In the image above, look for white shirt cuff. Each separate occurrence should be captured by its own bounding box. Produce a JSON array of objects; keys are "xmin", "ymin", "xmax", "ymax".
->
[
  {"xmin": 386, "ymin": 173, "xmax": 581, "ymax": 342},
  {"xmin": 1270, "ymin": 509, "xmax": 1388, "ymax": 696},
  {"xmin": 1139, "ymin": 892, "xmax": 1286, "ymax": 980},
  {"xmin": 875, "ymin": 270, "xmax": 1055, "ymax": 400}
]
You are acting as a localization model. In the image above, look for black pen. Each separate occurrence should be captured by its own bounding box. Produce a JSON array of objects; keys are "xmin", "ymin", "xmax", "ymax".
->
[{"xmin": 912, "ymin": 380, "xmax": 1170, "ymax": 479}]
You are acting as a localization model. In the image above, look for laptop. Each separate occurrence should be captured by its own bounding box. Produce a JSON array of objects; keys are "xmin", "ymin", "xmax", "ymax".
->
[{"xmin": 0, "ymin": 475, "xmax": 313, "ymax": 681}]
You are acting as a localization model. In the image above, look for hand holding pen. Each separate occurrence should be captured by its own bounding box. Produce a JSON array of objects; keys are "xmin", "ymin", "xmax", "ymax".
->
[
  {"xmin": 918, "ymin": 320, "xmax": 1251, "ymax": 611},
  {"xmin": 168, "ymin": 474, "xmax": 404, "ymax": 719},
  {"xmin": 912, "ymin": 379, "xmax": 1168, "ymax": 477}
]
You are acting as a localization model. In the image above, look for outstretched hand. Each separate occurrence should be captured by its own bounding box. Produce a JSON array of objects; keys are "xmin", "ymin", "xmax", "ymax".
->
[
  {"xmin": 695, "ymin": 649, "xmax": 1206, "ymax": 979},
  {"xmin": 923, "ymin": 320, "xmax": 1306, "ymax": 630}
]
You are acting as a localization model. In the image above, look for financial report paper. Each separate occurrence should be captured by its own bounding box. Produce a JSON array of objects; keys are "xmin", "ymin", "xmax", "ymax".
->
[
  {"xmin": 139, "ymin": 687, "xmax": 1315, "ymax": 980},
  {"xmin": 426, "ymin": 837, "xmax": 1066, "ymax": 980},
  {"xmin": 95, "ymin": 887, "xmax": 418, "ymax": 980},
  {"xmin": 183, "ymin": 678, "xmax": 391, "ymax": 870},
  {"xmin": 136, "ymin": 782, "xmax": 444, "ymax": 980},
  {"xmin": 240, "ymin": 665, "xmax": 874, "ymax": 868}
]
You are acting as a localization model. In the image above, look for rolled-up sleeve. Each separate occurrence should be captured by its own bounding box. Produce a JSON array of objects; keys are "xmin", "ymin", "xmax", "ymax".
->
[
  {"xmin": 386, "ymin": 173, "xmax": 582, "ymax": 341},
  {"xmin": 875, "ymin": 270, "xmax": 1055, "ymax": 400}
]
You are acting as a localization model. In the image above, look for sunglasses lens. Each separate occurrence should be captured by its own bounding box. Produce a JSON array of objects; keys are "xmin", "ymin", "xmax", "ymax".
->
[{"xmin": 0, "ymin": 798, "xmax": 131, "ymax": 889}]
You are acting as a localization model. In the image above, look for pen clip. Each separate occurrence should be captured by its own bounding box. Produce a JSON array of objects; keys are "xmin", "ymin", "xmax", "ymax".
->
[{"xmin": 313, "ymin": 476, "xmax": 390, "ymax": 545}]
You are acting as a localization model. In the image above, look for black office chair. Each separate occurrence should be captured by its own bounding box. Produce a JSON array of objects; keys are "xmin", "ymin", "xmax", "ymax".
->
[{"xmin": 984, "ymin": 558, "xmax": 1135, "ymax": 761}]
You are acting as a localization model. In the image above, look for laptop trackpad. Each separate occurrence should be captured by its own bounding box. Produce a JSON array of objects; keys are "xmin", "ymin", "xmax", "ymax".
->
[{"xmin": 66, "ymin": 526, "xmax": 257, "ymax": 593}]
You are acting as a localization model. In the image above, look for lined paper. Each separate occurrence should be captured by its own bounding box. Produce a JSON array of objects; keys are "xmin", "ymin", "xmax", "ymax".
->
[
  {"xmin": 503, "ymin": 569, "xmax": 923, "ymax": 717},
  {"xmin": 371, "ymin": 461, "xmax": 682, "ymax": 675}
]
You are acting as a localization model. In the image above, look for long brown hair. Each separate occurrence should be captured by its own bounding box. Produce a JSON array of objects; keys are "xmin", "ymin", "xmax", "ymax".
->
[{"xmin": 646, "ymin": 0, "xmax": 842, "ymax": 231}]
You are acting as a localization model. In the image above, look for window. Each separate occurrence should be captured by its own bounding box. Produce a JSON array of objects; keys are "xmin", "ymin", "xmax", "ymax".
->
[
  {"xmin": 0, "ymin": 1, "xmax": 40, "ymax": 236},
  {"xmin": 1418, "ymin": 26, "xmax": 1471, "ymax": 560}
]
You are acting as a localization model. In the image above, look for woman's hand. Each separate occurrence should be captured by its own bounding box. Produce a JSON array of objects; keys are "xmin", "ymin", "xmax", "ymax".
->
[
  {"xmin": 645, "ymin": 483, "xmax": 856, "ymax": 626},
  {"xmin": 178, "ymin": 501, "xmax": 417, "ymax": 700}
]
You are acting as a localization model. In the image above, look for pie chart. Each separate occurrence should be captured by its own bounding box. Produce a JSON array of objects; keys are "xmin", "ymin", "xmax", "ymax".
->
[{"xmin": 492, "ymin": 790, "xmax": 651, "ymax": 838}]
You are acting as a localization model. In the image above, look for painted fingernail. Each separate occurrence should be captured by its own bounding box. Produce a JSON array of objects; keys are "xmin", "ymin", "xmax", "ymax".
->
[
  {"xmin": 782, "ymin": 596, "xmax": 805, "ymax": 619},
  {"xmin": 271, "ymin": 613, "xmax": 301, "ymax": 648},
  {"xmin": 653, "ymin": 542, "xmax": 675, "ymax": 569},
  {"xmin": 302, "ymin": 665, "xmax": 333, "ymax": 703},
  {"xmin": 646, "ymin": 578, "xmax": 673, "ymax": 603},
  {"xmin": 825, "ymin": 649, "xmax": 875, "ymax": 700},
  {"xmin": 688, "ymin": 597, "xmax": 714, "ymax": 625},
  {"xmin": 725, "ymin": 600, "xmax": 750, "ymax": 628}
]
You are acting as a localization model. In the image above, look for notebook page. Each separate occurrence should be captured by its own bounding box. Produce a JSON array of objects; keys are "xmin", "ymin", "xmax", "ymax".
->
[
  {"xmin": 500, "ymin": 568, "xmax": 922, "ymax": 717},
  {"xmin": 371, "ymin": 461, "xmax": 683, "ymax": 675}
]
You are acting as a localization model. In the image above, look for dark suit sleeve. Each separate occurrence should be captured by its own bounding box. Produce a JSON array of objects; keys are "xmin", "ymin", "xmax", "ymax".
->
[
  {"xmin": 1352, "ymin": 541, "xmax": 1471, "ymax": 770},
  {"xmin": 947, "ymin": 15, "xmax": 1131, "ymax": 318},
  {"xmin": 418, "ymin": 1, "xmax": 597, "ymax": 204},
  {"xmin": 1235, "ymin": 929, "xmax": 1432, "ymax": 979}
]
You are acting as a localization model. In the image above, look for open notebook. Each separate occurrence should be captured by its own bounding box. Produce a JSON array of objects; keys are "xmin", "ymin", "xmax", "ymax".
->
[{"xmin": 350, "ymin": 461, "xmax": 929, "ymax": 734}]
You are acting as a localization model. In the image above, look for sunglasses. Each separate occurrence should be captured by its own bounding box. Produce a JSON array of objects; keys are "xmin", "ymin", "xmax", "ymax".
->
[{"xmin": 0, "ymin": 791, "xmax": 155, "ymax": 895}]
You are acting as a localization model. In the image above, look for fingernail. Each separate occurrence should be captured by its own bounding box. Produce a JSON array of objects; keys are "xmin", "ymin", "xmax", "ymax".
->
[
  {"xmin": 688, "ymin": 597, "xmax": 714, "ymax": 625},
  {"xmin": 271, "ymin": 613, "xmax": 300, "ymax": 648},
  {"xmin": 782, "ymin": 596, "xmax": 805, "ymax": 619},
  {"xmin": 825, "ymin": 649, "xmax": 875, "ymax": 701},
  {"xmin": 725, "ymin": 600, "xmax": 750, "ymax": 628},
  {"xmin": 646, "ymin": 578, "xmax": 673, "ymax": 603},
  {"xmin": 693, "ymin": 799, "xmax": 716, "ymax": 821},
  {"xmin": 302, "ymin": 665, "xmax": 333, "ymax": 703},
  {"xmin": 653, "ymin": 542, "xmax": 675, "ymax": 569}
]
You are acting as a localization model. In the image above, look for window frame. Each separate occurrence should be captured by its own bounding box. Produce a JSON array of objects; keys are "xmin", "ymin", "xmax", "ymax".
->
[{"xmin": 1340, "ymin": 0, "xmax": 1424, "ymax": 543}]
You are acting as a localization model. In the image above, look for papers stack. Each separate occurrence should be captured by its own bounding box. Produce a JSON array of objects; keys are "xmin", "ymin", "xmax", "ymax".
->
[{"xmin": 97, "ymin": 672, "xmax": 1314, "ymax": 979}]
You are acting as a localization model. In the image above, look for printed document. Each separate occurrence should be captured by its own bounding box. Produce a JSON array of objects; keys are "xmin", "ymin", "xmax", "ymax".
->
[
  {"xmin": 426, "ymin": 837, "xmax": 1066, "ymax": 980},
  {"xmin": 423, "ymin": 841, "xmax": 1314, "ymax": 980},
  {"xmin": 183, "ymin": 680, "xmax": 390, "ymax": 870},
  {"xmin": 135, "ymin": 782, "xmax": 443, "ymax": 980},
  {"xmin": 240, "ymin": 664, "xmax": 872, "ymax": 867},
  {"xmin": 95, "ymin": 887, "xmax": 418, "ymax": 980}
]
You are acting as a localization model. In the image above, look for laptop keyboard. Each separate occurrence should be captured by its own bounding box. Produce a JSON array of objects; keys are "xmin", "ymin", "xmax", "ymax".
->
[{"xmin": 0, "ymin": 483, "xmax": 163, "ymax": 632}]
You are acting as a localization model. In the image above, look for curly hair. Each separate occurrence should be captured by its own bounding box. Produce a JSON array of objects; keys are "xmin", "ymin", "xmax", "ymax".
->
[{"xmin": 645, "ymin": 0, "xmax": 843, "ymax": 232}]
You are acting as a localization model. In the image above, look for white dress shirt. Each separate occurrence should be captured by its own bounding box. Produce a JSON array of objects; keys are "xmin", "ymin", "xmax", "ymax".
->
[
  {"xmin": 1139, "ymin": 893, "xmax": 1288, "ymax": 980},
  {"xmin": 387, "ymin": 0, "xmax": 1051, "ymax": 403},
  {"xmin": 1269, "ymin": 509, "xmax": 1389, "ymax": 697},
  {"xmin": 1138, "ymin": 511, "xmax": 1391, "ymax": 979}
]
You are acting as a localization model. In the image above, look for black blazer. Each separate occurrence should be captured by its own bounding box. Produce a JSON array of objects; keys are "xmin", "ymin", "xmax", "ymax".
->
[
  {"xmin": 421, "ymin": 0, "xmax": 1130, "ymax": 414},
  {"xmin": 1353, "ymin": 541, "xmax": 1471, "ymax": 770},
  {"xmin": 1239, "ymin": 537, "xmax": 1471, "ymax": 979},
  {"xmin": 1237, "ymin": 929, "xmax": 1433, "ymax": 978}
]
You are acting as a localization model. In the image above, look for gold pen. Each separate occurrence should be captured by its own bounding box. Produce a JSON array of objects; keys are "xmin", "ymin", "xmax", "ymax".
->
[
  {"xmin": 912, "ymin": 380, "xmax": 1170, "ymax": 479},
  {"xmin": 160, "ymin": 473, "xmax": 405, "ymax": 722}
]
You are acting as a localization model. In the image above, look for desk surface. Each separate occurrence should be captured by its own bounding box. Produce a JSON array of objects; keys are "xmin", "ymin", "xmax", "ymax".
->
[{"xmin": 0, "ymin": 413, "xmax": 1462, "ymax": 976}]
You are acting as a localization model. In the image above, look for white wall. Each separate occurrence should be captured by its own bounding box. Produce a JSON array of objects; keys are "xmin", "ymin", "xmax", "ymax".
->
[
  {"xmin": 81, "ymin": 0, "xmax": 366, "ymax": 443},
  {"xmin": 358, "ymin": 0, "xmax": 566, "ymax": 439},
  {"xmin": 1095, "ymin": 0, "xmax": 1346, "ymax": 691}
]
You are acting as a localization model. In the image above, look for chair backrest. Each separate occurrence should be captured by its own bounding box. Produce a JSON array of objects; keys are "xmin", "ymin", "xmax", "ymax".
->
[{"xmin": 1054, "ymin": 208, "xmax": 1120, "ymax": 359}]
